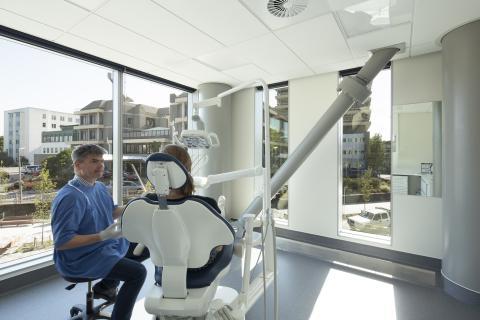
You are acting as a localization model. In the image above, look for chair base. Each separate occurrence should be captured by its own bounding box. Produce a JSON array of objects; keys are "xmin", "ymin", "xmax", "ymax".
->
[{"xmin": 65, "ymin": 282, "xmax": 114, "ymax": 320}]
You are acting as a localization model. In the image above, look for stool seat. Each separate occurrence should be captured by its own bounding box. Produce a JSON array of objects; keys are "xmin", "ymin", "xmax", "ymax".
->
[{"xmin": 63, "ymin": 276, "xmax": 96, "ymax": 283}]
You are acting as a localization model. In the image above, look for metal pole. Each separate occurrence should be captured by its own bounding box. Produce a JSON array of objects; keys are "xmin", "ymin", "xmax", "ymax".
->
[{"xmin": 18, "ymin": 148, "xmax": 23, "ymax": 204}]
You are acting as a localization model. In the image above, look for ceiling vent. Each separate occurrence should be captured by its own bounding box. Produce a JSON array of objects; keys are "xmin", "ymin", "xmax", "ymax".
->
[{"xmin": 267, "ymin": 0, "xmax": 308, "ymax": 18}]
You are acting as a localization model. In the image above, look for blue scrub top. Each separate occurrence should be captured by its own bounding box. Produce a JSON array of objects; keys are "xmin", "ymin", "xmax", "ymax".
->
[{"xmin": 51, "ymin": 178, "xmax": 128, "ymax": 279}]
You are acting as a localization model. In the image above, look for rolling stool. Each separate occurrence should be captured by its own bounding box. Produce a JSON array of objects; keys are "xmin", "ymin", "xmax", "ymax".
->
[{"xmin": 64, "ymin": 277, "xmax": 114, "ymax": 320}]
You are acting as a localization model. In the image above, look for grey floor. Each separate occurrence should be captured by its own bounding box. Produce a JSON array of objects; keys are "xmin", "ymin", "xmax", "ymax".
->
[{"xmin": 1, "ymin": 248, "xmax": 480, "ymax": 320}]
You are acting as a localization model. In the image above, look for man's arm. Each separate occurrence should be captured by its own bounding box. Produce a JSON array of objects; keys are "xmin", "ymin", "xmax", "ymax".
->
[{"xmin": 57, "ymin": 234, "xmax": 101, "ymax": 250}]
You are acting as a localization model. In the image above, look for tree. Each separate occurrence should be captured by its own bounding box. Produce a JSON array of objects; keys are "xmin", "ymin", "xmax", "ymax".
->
[
  {"xmin": 366, "ymin": 134, "xmax": 385, "ymax": 176},
  {"xmin": 43, "ymin": 148, "xmax": 73, "ymax": 186},
  {"xmin": 360, "ymin": 168, "xmax": 373, "ymax": 209},
  {"xmin": 0, "ymin": 169, "xmax": 8, "ymax": 192},
  {"xmin": 0, "ymin": 152, "xmax": 15, "ymax": 166},
  {"xmin": 33, "ymin": 167, "xmax": 56, "ymax": 245},
  {"xmin": 0, "ymin": 136, "xmax": 3, "ymax": 151},
  {"xmin": 20, "ymin": 156, "xmax": 29, "ymax": 166}
]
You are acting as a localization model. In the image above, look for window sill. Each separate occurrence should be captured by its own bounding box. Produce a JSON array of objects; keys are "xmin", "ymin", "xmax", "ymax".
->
[
  {"xmin": 338, "ymin": 229, "xmax": 391, "ymax": 246},
  {"xmin": 0, "ymin": 250, "xmax": 54, "ymax": 281}
]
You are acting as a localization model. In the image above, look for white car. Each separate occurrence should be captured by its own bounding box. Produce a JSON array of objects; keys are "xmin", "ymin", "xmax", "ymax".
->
[{"xmin": 347, "ymin": 208, "xmax": 391, "ymax": 232}]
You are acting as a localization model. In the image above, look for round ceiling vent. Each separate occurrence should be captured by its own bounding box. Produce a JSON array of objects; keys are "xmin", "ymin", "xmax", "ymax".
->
[{"xmin": 267, "ymin": 0, "xmax": 308, "ymax": 18}]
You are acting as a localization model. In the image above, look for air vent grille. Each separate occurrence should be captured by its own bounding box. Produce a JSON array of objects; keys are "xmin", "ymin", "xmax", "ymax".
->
[{"xmin": 267, "ymin": 0, "xmax": 308, "ymax": 18}]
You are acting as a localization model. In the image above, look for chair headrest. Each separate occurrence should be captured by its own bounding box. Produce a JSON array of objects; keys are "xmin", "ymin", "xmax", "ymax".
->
[{"xmin": 146, "ymin": 153, "xmax": 188, "ymax": 190}]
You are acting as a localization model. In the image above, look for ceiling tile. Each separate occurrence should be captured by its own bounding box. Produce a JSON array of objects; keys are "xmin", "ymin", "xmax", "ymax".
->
[
  {"xmin": 57, "ymin": 33, "xmax": 199, "ymax": 87},
  {"xmin": 0, "ymin": 0, "xmax": 90, "ymax": 31},
  {"xmin": 223, "ymin": 64, "xmax": 271, "ymax": 82},
  {"xmin": 96, "ymin": 0, "xmax": 223, "ymax": 57},
  {"xmin": 196, "ymin": 47, "xmax": 250, "ymax": 71},
  {"xmin": 335, "ymin": 0, "xmax": 414, "ymax": 37},
  {"xmin": 275, "ymin": 14, "xmax": 352, "ymax": 68},
  {"xmin": 169, "ymin": 59, "xmax": 239, "ymax": 85},
  {"xmin": 410, "ymin": 43, "xmax": 441, "ymax": 57},
  {"xmin": 56, "ymin": 32, "xmax": 152, "ymax": 70},
  {"xmin": 0, "ymin": 8, "xmax": 63, "ymax": 40},
  {"xmin": 312, "ymin": 58, "xmax": 363, "ymax": 74},
  {"xmin": 347, "ymin": 22, "xmax": 411, "ymax": 58},
  {"xmin": 68, "ymin": 14, "xmax": 187, "ymax": 67},
  {"xmin": 152, "ymin": 0, "xmax": 270, "ymax": 46},
  {"xmin": 230, "ymin": 33, "xmax": 312, "ymax": 76},
  {"xmin": 64, "ymin": 0, "xmax": 109, "ymax": 12},
  {"xmin": 412, "ymin": 0, "xmax": 480, "ymax": 47},
  {"xmin": 240, "ymin": 0, "xmax": 332, "ymax": 30}
]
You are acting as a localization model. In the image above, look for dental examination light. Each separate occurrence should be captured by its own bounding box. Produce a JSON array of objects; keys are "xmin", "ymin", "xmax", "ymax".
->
[{"xmin": 177, "ymin": 130, "xmax": 220, "ymax": 149}]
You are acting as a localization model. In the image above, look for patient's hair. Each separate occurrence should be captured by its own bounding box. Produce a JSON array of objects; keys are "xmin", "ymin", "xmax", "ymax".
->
[{"xmin": 163, "ymin": 144, "xmax": 195, "ymax": 196}]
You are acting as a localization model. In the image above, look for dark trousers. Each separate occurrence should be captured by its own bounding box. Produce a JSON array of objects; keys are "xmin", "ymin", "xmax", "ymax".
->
[{"xmin": 95, "ymin": 243, "xmax": 150, "ymax": 320}]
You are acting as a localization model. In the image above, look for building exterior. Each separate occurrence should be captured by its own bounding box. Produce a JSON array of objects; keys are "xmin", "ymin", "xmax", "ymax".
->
[
  {"xmin": 169, "ymin": 92, "xmax": 188, "ymax": 135},
  {"xmin": 72, "ymin": 98, "xmax": 172, "ymax": 155},
  {"xmin": 35, "ymin": 125, "xmax": 75, "ymax": 164},
  {"xmin": 342, "ymin": 99, "xmax": 372, "ymax": 174},
  {"xmin": 3, "ymin": 107, "xmax": 78, "ymax": 164}
]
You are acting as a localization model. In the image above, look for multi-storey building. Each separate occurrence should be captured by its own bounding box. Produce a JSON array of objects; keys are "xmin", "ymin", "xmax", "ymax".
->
[
  {"xmin": 3, "ymin": 107, "xmax": 78, "ymax": 164},
  {"xmin": 35, "ymin": 125, "xmax": 75, "ymax": 164},
  {"xmin": 342, "ymin": 99, "xmax": 372, "ymax": 174},
  {"xmin": 169, "ymin": 92, "xmax": 188, "ymax": 136},
  {"xmin": 72, "ymin": 98, "xmax": 172, "ymax": 155}
]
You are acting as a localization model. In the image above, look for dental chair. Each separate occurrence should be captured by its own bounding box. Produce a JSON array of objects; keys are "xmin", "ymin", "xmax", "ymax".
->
[{"xmin": 121, "ymin": 153, "xmax": 237, "ymax": 319}]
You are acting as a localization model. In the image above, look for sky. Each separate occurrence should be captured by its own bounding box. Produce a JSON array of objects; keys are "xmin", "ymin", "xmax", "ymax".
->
[
  {"xmin": 0, "ymin": 37, "xmax": 183, "ymax": 134},
  {"xmin": 368, "ymin": 69, "xmax": 392, "ymax": 139}
]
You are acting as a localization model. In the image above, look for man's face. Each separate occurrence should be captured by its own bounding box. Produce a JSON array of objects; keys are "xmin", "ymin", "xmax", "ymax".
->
[{"xmin": 75, "ymin": 154, "xmax": 104, "ymax": 182}]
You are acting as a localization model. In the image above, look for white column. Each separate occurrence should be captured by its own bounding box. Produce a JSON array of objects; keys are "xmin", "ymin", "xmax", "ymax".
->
[{"xmin": 441, "ymin": 19, "xmax": 480, "ymax": 304}]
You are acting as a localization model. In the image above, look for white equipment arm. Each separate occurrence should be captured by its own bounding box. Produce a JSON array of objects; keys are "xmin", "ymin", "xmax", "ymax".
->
[
  {"xmin": 194, "ymin": 166, "xmax": 263, "ymax": 188},
  {"xmin": 241, "ymin": 45, "xmax": 402, "ymax": 218}
]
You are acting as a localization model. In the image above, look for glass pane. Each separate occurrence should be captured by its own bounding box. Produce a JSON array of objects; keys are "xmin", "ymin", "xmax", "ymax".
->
[
  {"xmin": 0, "ymin": 37, "xmax": 112, "ymax": 265},
  {"xmin": 121, "ymin": 74, "xmax": 188, "ymax": 203},
  {"xmin": 341, "ymin": 69, "xmax": 392, "ymax": 239},
  {"xmin": 269, "ymin": 86, "xmax": 289, "ymax": 224}
]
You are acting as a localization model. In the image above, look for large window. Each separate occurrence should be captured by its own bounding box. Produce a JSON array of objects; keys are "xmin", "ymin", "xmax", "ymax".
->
[
  {"xmin": 339, "ymin": 69, "xmax": 392, "ymax": 241},
  {"xmin": 0, "ymin": 37, "xmax": 112, "ymax": 266},
  {"xmin": 269, "ymin": 86, "xmax": 289, "ymax": 224},
  {"xmin": 119, "ymin": 74, "xmax": 189, "ymax": 204}
]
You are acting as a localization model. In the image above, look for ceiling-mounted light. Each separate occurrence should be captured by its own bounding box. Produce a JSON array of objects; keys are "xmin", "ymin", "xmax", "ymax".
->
[{"xmin": 267, "ymin": 0, "xmax": 308, "ymax": 18}]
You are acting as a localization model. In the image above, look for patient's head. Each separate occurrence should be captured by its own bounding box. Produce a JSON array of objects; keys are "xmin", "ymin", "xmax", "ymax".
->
[{"xmin": 163, "ymin": 144, "xmax": 194, "ymax": 197}]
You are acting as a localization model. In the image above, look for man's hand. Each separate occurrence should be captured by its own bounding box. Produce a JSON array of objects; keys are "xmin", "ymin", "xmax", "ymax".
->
[{"xmin": 99, "ymin": 221, "xmax": 122, "ymax": 241}]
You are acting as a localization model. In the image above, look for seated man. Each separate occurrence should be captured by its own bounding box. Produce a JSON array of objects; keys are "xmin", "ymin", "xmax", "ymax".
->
[{"xmin": 51, "ymin": 144, "xmax": 148, "ymax": 320}]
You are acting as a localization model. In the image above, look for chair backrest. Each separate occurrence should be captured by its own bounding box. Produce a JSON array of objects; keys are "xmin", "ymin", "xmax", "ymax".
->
[{"xmin": 121, "ymin": 153, "xmax": 234, "ymax": 298}]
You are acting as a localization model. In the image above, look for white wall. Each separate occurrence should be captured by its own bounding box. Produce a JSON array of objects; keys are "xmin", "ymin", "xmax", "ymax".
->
[
  {"xmin": 288, "ymin": 72, "xmax": 339, "ymax": 237},
  {"xmin": 391, "ymin": 52, "xmax": 443, "ymax": 258},
  {"xmin": 283, "ymin": 52, "xmax": 443, "ymax": 258}
]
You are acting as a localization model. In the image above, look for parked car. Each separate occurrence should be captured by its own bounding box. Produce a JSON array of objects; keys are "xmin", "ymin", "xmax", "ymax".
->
[
  {"xmin": 122, "ymin": 181, "xmax": 143, "ymax": 192},
  {"xmin": 123, "ymin": 172, "xmax": 139, "ymax": 181},
  {"xmin": 347, "ymin": 207, "xmax": 391, "ymax": 232},
  {"xmin": 24, "ymin": 165, "xmax": 41, "ymax": 175}
]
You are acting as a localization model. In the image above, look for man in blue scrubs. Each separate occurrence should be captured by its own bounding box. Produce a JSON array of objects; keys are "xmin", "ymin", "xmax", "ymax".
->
[{"xmin": 51, "ymin": 144, "xmax": 147, "ymax": 320}]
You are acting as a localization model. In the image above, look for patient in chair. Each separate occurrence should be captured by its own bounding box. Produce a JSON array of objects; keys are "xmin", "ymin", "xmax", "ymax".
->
[{"xmin": 149, "ymin": 144, "xmax": 224, "ymax": 269}]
